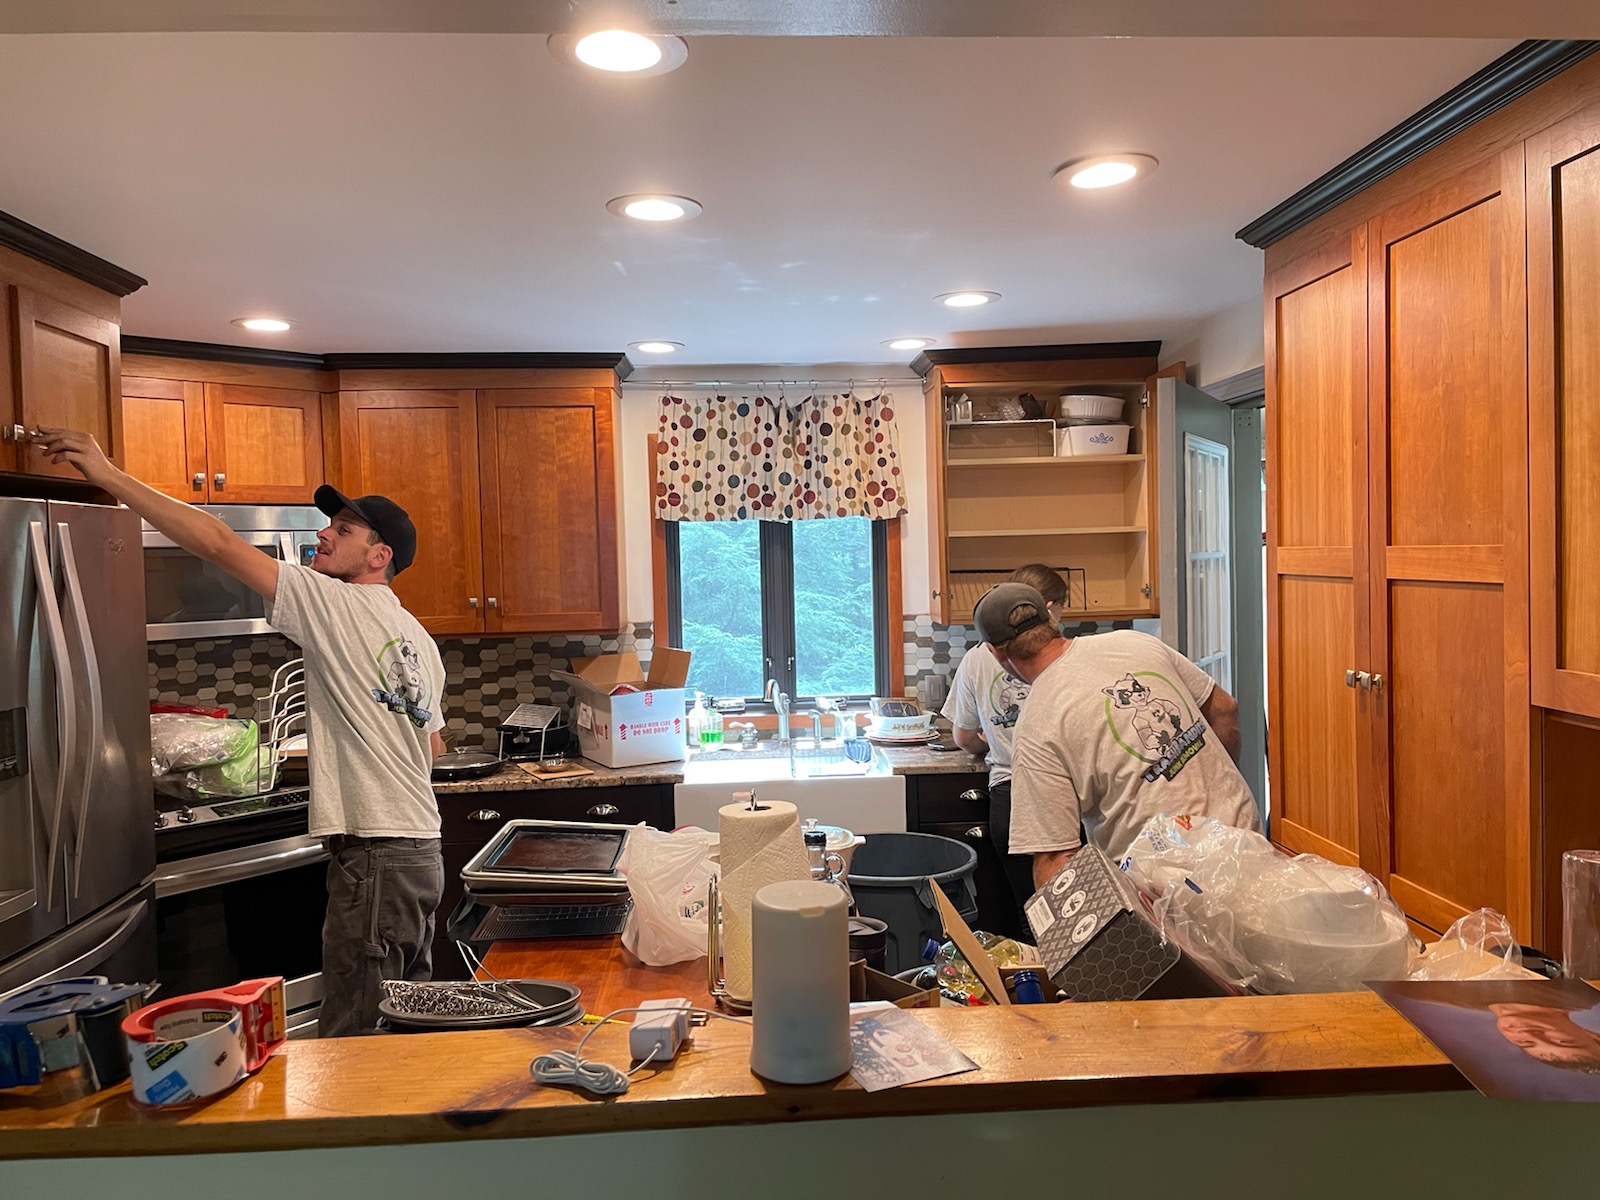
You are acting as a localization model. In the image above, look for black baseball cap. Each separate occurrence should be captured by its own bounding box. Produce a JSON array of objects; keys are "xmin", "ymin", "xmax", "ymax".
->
[
  {"xmin": 973, "ymin": 582, "xmax": 1050, "ymax": 646},
  {"xmin": 314, "ymin": 485, "xmax": 417, "ymax": 575}
]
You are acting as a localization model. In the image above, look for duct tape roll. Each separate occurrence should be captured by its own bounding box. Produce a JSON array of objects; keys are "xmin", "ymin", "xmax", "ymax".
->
[{"xmin": 121, "ymin": 977, "xmax": 286, "ymax": 1107}]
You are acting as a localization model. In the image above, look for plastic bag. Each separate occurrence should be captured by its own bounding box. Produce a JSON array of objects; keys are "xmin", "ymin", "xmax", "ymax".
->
[
  {"xmin": 1121, "ymin": 814, "xmax": 1416, "ymax": 994},
  {"xmin": 150, "ymin": 714, "xmax": 272, "ymax": 798},
  {"xmin": 1408, "ymin": 908, "xmax": 1530, "ymax": 980},
  {"xmin": 619, "ymin": 825, "xmax": 720, "ymax": 966}
]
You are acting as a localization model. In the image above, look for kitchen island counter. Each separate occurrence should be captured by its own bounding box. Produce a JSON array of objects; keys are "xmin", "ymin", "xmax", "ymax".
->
[{"xmin": 433, "ymin": 759, "xmax": 685, "ymax": 794}]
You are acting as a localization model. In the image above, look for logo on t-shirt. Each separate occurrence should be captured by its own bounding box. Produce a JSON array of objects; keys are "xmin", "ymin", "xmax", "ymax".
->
[
  {"xmin": 986, "ymin": 672, "xmax": 1031, "ymax": 730},
  {"xmin": 1100, "ymin": 672, "xmax": 1205, "ymax": 783},
  {"xmin": 370, "ymin": 636, "xmax": 434, "ymax": 728}
]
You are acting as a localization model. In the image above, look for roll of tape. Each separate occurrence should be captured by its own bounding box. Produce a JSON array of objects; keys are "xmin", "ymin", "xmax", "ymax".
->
[{"xmin": 122, "ymin": 977, "xmax": 285, "ymax": 1107}]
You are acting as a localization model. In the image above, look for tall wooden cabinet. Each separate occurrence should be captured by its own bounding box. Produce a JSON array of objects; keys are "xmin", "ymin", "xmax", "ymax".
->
[
  {"xmin": 913, "ymin": 344, "xmax": 1165, "ymax": 624},
  {"xmin": 1265, "ymin": 60, "xmax": 1600, "ymax": 947}
]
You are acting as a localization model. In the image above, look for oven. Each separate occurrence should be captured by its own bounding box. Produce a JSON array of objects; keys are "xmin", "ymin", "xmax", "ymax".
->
[
  {"xmin": 143, "ymin": 505, "xmax": 324, "ymax": 641},
  {"xmin": 153, "ymin": 786, "xmax": 328, "ymax": 1036}
]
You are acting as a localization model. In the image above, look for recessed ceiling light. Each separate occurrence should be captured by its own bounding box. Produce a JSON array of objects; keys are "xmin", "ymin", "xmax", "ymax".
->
[
  {"xmin": 629, "ymin": 340, "xmax": 684, "ymax": 354},
  {"xmin": 232, "ymin": 317, "xmax": 292, "ymax": 332},
  {"xmin": 1055, "ymin": 154, "xmax": 1159, "ymax": 190},
  {"xmin": 883, "ymin": 337, "xmax": 936, "ymax": 351},
  {"xmin": 935, "ymin": 291, "xmax": 1000, "ymax": 309},
  {"xmin": 547, "ymin": 32, "xmax": 688, "ymax": 76},
  {"xmin": 606, "ymin": 194, "xmax": 703, "ymax": 222}
]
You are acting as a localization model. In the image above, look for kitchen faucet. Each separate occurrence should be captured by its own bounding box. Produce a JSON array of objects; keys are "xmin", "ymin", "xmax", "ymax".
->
[{"xmin": 764, "ymin": 678, "xmax": 790, "ymax": 743}]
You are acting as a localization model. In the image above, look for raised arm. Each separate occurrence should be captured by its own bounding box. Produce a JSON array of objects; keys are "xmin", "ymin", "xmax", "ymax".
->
[
  {"xmin": 32, "ymin": 427, "xmax": 281, "ymax": 602},
  {"xmin": 1200, "ymin": 684, "xmax": 1242, "ymax": 764}
]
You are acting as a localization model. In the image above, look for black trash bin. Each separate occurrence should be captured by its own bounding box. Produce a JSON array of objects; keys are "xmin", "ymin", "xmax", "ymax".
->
[{"xmin": 847, "ymin": 832, "xmax": 979, "ymax": 973}]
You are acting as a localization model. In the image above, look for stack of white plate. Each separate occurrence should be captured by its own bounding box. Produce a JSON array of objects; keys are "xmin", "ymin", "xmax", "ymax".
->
[{"xmin": 865, "ymin": 713, "xmax": 935, "ymax": 743}]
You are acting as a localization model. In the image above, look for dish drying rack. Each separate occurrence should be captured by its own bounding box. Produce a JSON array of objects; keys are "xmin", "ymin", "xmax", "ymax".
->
[{"xmin": 247, "ymin": 658, "xmax": 307, "ymax": 793}]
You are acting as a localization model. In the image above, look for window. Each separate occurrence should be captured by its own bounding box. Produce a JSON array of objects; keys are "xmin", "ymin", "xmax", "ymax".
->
[
  {"xmin": 1184, "ymin": 433, "xmax": 1233, "ymax": 690},
  {"xmin": 666, "ymin": 517, "xmax": 889, "ymax": 700}
]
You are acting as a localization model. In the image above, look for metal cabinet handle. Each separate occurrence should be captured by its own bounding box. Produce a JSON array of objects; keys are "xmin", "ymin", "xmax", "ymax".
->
[
  {"xmin": 191, "ymin": 472, "xmax": 205, "ymax": 490},
  {"xmin": 469, "ymin": 597, "xmax": 479, "ymax": 609},
  {"xmin": 213, "ymin": 472, "xmax": 226, "ymax": 490},
  {"xmin": 1345, "ymin": 669, "xmax": 1358, "ymax": 689},
  {"xmin": 965, "ymin": 825, "xmax": 986, "ymax": 840},
  {"xmin": 587, "ymin": 803, "xmax": 620, "ymax": 817},
  {"xmin": 1356, "ymin": 671, "xmax": 1373, "ymax": 690},
  {"xmin": 958, "ymin": 788, "xmax": 988, "ymax": 804},
  {"xmin": 1371, "ymin": 674, "xmax": 1384, "ymax": 692},
  {"xmin": 3, "ymin": 423, "xmax": 28, "ymax": 442},
  {"xmin": 488, "ymin": 597, "xmax": 498, "ymax": 609},
  {"xmin": 467, "ymin": 809, "xmax": 501, "ymax": 822}
]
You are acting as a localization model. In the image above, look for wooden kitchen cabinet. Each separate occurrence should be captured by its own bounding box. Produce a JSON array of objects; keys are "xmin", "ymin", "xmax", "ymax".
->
[
  {"xmin": 913, "ymin": 344, "xmax": 1164, "ymax": 624},
  {"xmin": 7, "ymin": 284, "xmax": 121, "ymax": 478},
  {"xmin": 121, "ymin": 372, "xmax": 324, "ymax": 503},
  {"xmin": 336, "ymin": 380, "xmax": 621, "ymax": 637},
  {"xmin": 1528, "ymin": 99, "xmax": 1600, "ymax": 721}
]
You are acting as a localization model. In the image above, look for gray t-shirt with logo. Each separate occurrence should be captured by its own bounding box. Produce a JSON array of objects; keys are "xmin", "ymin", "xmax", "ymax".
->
[
  {"xmin": 940, "ymin": 644, "xmax": 1031, "ymax": 788},
  {"xmin": 267, "ymin": 563, "xmax": 446, "ymax": 838},
  {"xmin": 1010, "ymin": 630, "xmax": 1259, "ymax": 860}
]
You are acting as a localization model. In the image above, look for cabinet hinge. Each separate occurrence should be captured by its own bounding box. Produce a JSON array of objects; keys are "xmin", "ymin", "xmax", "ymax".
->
[
  {"xmin": 1140, "ymin": 391, "xmax": 1150, "ymax": 408},
  {"xmin": 1141, "ymin": 584, "xmax": 1152, "ymax": 598}
]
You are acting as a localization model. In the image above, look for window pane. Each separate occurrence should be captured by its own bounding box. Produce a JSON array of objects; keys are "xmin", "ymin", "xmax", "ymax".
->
[
  {"xmin": 793, "ymin": 517, "xmax": 876, "ymax": 696},
  {"xmin": 678, "ymin": 520, "xmax": 764, "ymax": 699}
]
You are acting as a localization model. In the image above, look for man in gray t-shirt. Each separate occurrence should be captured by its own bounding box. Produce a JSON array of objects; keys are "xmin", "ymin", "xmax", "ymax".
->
[{"xmin": 34, "ymin": 427, "xmax": 447, "ymax": 1037}]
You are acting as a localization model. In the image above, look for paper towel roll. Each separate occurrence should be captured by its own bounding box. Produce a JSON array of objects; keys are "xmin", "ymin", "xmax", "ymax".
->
[
  {"xmin": 749, "ymin": 879, "xmax": 852, "ymax": 1084},
  {"xmin": 719, "ymin": 795, "xmax": 811, "ymax": 1003}
]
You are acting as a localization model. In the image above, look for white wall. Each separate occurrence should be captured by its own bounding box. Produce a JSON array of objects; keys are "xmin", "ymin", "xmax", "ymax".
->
[
  {"xmin": 1160, "ymin": 293, "xmax": 1265, "ymax": 389},
  {"xmin": 617, "ymin": 375, "xmax": 934, "ymax": 624}
]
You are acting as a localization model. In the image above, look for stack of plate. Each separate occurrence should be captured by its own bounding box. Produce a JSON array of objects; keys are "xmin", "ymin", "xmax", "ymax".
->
[{"xmin": 864, "ymin": 713, "xmax": 936, "ymax": 744}]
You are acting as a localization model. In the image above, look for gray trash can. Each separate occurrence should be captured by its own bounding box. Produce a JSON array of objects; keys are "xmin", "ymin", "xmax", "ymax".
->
[{"xmin": 847, "ymin": 832, "xmax": 979, "ymax": 973}]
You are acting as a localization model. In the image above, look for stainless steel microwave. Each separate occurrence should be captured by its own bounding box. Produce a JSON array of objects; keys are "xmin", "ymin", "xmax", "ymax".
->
[{"xmin": 143, "ymin": 505, "xmax": 324, "ymax": 641}]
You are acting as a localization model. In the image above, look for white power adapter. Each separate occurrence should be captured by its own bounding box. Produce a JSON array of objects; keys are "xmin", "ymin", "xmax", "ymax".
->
[{"xmin": 629, "ymin": 998, "xmax": 692, "ymax": 1063}]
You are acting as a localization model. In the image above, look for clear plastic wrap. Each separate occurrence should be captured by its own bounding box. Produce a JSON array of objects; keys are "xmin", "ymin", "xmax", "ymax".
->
[
  {"xmin": 1120, "ymin": 814, "xmax": 1416, "ymax": 994},
  {"xmin": 1408, "ymin": 907, "xmax": 1530, "ymax": 980},
  {"xmin": 150, "ymin": 714, "xmax": 271, "ymax": 798},
  {"xmin": 618, "ymin": 825, "xmax": 720, "ymax": 966}
]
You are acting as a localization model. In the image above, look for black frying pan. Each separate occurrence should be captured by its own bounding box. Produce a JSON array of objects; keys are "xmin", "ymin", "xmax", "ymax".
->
[{"xmin": 431, "ymin": 749, "xmax": 503, "ymax": 781}]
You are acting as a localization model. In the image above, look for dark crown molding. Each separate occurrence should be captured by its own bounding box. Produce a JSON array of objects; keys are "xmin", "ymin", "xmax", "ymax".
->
[
  {"xmin": 910, "ymin": 340, "xmax": 1161, "ymax": 378},
  {"xmin": 0, "ymin": 209, "xmax": 147, "ymax": 296},
  {"xmin": 121, "ymin": 336, "xmax": 629, "ymax": 374},
  {"xmin": 1237, "ymin": 39, "xmax": 1600, "ymax": 250}
]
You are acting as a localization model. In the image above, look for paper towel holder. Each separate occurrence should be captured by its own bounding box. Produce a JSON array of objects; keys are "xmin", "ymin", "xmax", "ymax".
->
[{"xmin": 705, "ymin": 873, "xmax": 753, "ymax": 1013}]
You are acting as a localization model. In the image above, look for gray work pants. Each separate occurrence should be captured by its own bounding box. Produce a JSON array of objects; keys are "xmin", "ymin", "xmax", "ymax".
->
[{"xmin": 320, "ymin": 836, "xmax": 444, "ymax": 1037}]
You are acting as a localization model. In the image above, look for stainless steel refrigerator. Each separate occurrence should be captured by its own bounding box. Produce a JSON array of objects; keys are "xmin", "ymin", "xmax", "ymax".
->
[{"xmin": 0, "ymin": 498, "xmax": 156, "ymax": 997}]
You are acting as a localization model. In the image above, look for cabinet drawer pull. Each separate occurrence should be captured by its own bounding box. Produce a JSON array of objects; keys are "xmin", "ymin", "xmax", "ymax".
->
[
  {"xmin": 1344, "ymin": 669, "xmax": 1358, "ymax": 689},
  {"xmin": 586, "ymin": 803, "xmax": 620, "ymax": 817},
  {"xmin": 467, "ymin": 808, "xmax": 502, "ymax": 822},
  {"xmin": 488, "ymin": 597, "xmax": 498, "ymax": 609},
  {"xmin": 965, "ymin": 826, "xmax": 986, "ymax": 840},
  {"xmin": 958, "ymin": 788, "xmax": 987, "ymax": 804},
  {"xmin": 213, "ymin": 472, "xmax": 226, "ymax": 490},
  {"xmin": 1371, "ymin": 673, "xmax": 1384, "ymax": 692},
  {"xmin": 469, "ymin": 597, "xmax": 479, "ymax": 609},
  {"xmin": 192, "ymin": 472, "xmax": 205, "ymax": 490}
]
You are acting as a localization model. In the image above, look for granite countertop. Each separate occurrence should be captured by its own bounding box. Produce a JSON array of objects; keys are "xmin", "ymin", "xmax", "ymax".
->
[
  {"xmin": 873, "ymin": 742, "xmax": 988, "ymax": 775},
  {"xmin": 432, "ymin": 759, "xmax": 685, "ymax": 794}
]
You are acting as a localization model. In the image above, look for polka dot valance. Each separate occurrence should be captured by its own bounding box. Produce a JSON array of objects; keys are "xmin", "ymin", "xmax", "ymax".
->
[{"xmin": 654, "ymin": 391, "xmax": 906, "ymax": 522}]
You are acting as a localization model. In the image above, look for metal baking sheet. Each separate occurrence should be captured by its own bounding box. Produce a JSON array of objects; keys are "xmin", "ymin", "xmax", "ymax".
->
[{"xmin": 459, "ymin": 819, "xmax": 632, "ymax": 893}]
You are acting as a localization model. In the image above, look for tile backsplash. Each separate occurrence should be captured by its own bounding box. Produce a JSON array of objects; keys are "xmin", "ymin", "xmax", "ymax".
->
[{"xmin": 147, "ymin": 615, "xmax": 1143, "ymax": 744}]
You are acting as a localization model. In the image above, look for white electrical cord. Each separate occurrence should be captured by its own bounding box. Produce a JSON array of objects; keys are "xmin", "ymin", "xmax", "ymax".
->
[{"xmin": 530, "ymin": 1005, "xmax": 750, "ymax": 1097}]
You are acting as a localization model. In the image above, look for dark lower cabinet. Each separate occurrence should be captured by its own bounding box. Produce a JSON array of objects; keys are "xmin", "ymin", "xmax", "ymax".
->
[
  {"xmin": 430, "ymin": 783, "xmax": 674, "ymax": 979},
  {"xmin": 904, "ymin": 772, "xmax": 1027, "ymax": 940}
]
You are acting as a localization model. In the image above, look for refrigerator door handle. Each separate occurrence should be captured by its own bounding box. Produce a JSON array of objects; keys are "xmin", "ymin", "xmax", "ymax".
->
[
  {"xmin": 27, "ymin": 522, "xmax": 74, "ymax": 910},
  {"xmin": 55, "ymin": 523, "xmax": 103, "ymax": 900},
  {"xmin": 9, "ymin": 896, "xmax": 149, "ymax": 995}
]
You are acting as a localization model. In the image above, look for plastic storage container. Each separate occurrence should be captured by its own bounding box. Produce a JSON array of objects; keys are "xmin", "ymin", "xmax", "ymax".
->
[
  {"xmin": 1067, "ymin": 423, "xmax": 1132, "ymax": 455},
  {"xmin": 846, "ymin": 832, "xmax": 979, "ymax": 973},
  {"xmin": 1056, "ymin": 394, "xmax": 1125, "ymax": 422}
]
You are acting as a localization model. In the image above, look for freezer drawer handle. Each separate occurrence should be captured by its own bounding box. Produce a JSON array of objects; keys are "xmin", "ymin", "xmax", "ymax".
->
[
  {"xmin": 586, "ymin": 804, "xmax": 619, "ymax": 817},
  {"xmin": 27, "ymin": 522, "xmax": 74, "ymax": 911},
  {"xmin": 24, "ymin": 897, "xmax": 149, "ymax": 991},
  {"xmin": 56, "ymin": 522, "xmax": 104, "ymax": 899}
]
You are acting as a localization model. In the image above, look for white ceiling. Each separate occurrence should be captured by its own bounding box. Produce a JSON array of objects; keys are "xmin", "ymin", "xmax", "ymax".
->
[{"xmin": 0, "ymin": 30, "xmax": 1519, "ymax": 367}]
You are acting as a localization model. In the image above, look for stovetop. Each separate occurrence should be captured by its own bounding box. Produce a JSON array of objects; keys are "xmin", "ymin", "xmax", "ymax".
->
[{"xmin": 154, "ymin": 786, "xmax": 311, "ymax": 862}]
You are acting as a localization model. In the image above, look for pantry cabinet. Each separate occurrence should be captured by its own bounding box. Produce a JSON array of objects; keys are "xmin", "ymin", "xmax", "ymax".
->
[
  {"xmin": 912, "ymin": 344, "xmax": 1164, "ymax": 625},
  {"xmin": 336, "ymin": 377, "xmax": 621, "ymax": 636},
  {"xmin": 121, "ymin": 368, "xmax": 326, "ymax": 503}
]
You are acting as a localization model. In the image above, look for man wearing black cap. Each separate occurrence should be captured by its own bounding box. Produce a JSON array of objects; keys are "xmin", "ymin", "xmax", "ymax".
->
[
  {"xmin": 35, "ymin": 429, "xmax": 447, "ymax": 1037},
  {"xmin": 971, "ymin": 581, "xmax": 1259, "ymax": 891}
]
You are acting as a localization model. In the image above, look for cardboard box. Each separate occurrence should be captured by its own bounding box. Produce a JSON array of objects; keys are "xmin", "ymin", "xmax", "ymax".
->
[
  {"xmin": 553, "ymin": 648, "xmax": 692, "ymax": 768},
  {"xmin": 1024, "ymin": 845, "xmax": 1241, "ymax": 1003},
  {"xmin": 849, "ymin": 959, "xmax": 938, "ymax": 1010}
]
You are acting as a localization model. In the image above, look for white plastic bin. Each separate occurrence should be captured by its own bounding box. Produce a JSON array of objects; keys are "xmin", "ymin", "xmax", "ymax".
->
[{"xmin": 1067, "ymin": 423, "xmax": 1131, "ymax": 455}]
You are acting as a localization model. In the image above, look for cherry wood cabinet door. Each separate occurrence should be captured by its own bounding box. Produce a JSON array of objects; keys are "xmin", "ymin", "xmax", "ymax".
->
[
  {"xmin": 337, "ymin": 389, "xmax": 484, "ymax": 635},
  {"xmin": 203, "ymin": 383, "xmax": 323, "ymax": 504},
  {"xmin": 1528, "ymin": 100, "xmax": 1600, "ymax": 720},
  {"xmin": 1265, "ymin": 230, "xmax": 1369, "ymax": 870},
  {"xmin": 121, "ymin": 376, "xmax": 208, "ymax": 501},
  {"xmin": 11, "ymin": 285, "xmax": 121, "ymax": 479},
  {"xmin": 478, "ymin": 388, "xmax": 619, "ymax": 633},
  {"xmin": 1365, "ymin": 149, "xmax": 1532, "ymax": 938}
]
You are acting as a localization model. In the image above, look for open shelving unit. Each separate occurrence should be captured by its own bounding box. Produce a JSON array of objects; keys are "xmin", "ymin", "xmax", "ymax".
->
[{"xmin": 913, "ymin": 343, "xmax": 1169, "ymax": 625}]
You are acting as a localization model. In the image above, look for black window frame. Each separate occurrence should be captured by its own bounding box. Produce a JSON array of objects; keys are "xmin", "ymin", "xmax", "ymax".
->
[{"xmin": 665, "ymin": 517, "xmax": 892, "ymax": 702}]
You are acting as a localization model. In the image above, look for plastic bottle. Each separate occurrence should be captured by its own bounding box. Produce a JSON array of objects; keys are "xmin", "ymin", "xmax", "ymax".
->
[
  {"xmin": 805, "ymin": 830, "xmax": 855, "ymax": 914},
  {"xmin": 688, "ymin": 693, "xmax": 710, "ymax": 748},
  {"xmin": 920, "ymin": 932, "xmax": 1040, "ymax": 1003},
  {"xmin": 1011, "ymin": 969, "xmax": 1046, "ymax": 1004},
  {"xmin": 702, "ymin": 697, "xmax": 724, "ymax": 746}
]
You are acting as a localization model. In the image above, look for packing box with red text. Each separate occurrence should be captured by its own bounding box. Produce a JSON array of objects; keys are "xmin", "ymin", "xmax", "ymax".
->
[{"xmin": 553, "ymin": 649, "xmax": 692, "ymax": 767}]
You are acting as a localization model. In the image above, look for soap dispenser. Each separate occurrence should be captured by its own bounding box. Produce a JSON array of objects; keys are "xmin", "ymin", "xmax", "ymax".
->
[{"xmin": 688, "ymin": 692, "xmax": 710, "ymax": 749}]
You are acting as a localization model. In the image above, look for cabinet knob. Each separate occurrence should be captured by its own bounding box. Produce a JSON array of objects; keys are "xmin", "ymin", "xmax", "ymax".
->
[
  {"xmin": 1370, "ymin": 674, "xmax": 1384, "ymax": 692},
  {"xmin": 958, "ymin": 788, "xmax": 987, "ymax": 804},
  {"xmin": 487, "ymin": 597, "xmax": 498, "ymax": 609},
  {"xmin": 1345, "ymin": 669, "xmax": 1358, "ymax": 689},
  {"xmin": 587, "ymin": 803, "xmax": 620, "ymax": 817},
  {"xmin": 964, "ymin": 825, "xmax": 987, "ymax": 841},
  {"xmin": 192, "ymin": 472, "xmax": 205, "ymax": 490},
  {"xmin": 467, "ymin": 808, "xmax": 501, "ymax": 822},
  {"xmin": 3, "ymin": 424, "xmax": 27, "ymax": 442},
  {"xmin": 469, "ymin": 597, "xmax": 479, "ymax": 609},
  {"xmin": 213, "ymin": 472, "xmax": 226, "ymax": 490},
  {"xmin": 1356, "ymin": 671, "xmax": 1373, "ymax": 690}
]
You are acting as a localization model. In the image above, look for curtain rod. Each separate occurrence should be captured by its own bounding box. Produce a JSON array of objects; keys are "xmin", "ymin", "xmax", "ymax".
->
[{"xmin": 619, "ymin": 377, "xmax": 912, "ymax": 391}]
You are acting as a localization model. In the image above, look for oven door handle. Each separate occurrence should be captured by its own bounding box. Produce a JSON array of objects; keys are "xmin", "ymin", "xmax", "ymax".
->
[{"xmin": 154, "ymin": 837, "xmax": 331, "ymax": 898}]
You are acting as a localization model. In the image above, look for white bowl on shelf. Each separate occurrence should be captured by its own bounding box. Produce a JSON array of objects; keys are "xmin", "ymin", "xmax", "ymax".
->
[
  {"xmin": 1067, "ymin": 424, "xmax": 1131, "ymax": 455},
  {"xmin": 1057, "ymin": 394, "xmax": 1126, "ymax": 422}
]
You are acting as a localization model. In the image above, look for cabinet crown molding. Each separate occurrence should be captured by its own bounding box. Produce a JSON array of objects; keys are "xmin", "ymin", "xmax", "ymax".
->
[
  {"xmin": 0, "ymin": 208, "xmax": 147, "ymax": 297},
  {"xmin": 121, "ymin": 336, "xmax": 628, "ymax": 373},
  {"xmin": 910, "ymin": 341, "xmax": 1161, "ymax": 378}
]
